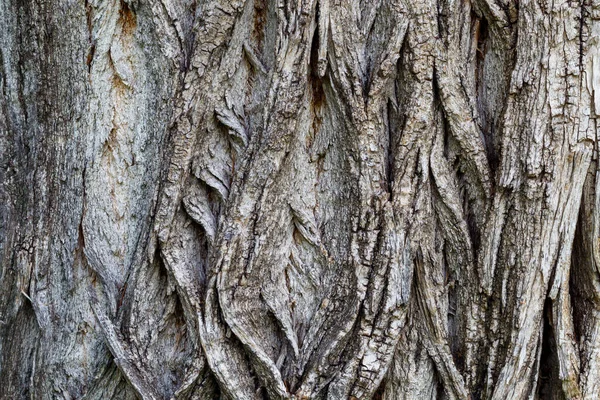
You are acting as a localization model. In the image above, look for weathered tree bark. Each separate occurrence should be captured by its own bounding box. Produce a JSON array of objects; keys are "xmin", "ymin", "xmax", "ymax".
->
[{"xmin": 1, "ymin": 0, "xmax": 598, "ymax": 398}]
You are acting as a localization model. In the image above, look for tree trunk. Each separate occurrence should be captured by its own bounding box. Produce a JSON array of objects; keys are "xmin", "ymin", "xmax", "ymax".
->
[{"xmin": 1, "ymin": 0, "xmax": 598, "ymax": 398}]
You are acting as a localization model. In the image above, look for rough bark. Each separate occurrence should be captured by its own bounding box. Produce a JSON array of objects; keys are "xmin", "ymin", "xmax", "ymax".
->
[{"xmin": 0, "ymin": 0, "xmax": 598, "ymax": 399}]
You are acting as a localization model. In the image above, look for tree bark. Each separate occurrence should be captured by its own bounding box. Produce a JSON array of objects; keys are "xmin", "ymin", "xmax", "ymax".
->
[{"xmin": 0, "ymin": 0, "xmax": 598, "ymax": 398}]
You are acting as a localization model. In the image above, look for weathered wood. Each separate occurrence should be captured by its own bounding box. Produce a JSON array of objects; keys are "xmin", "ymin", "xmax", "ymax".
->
[{"xmin": 1, "ymin": 0, "xmax": 598, "ymax": 399}]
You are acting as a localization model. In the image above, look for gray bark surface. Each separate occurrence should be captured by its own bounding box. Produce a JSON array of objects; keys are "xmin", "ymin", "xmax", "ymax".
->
[{"xmin": 0, "ymin": 0, "xmax": 598, "ymax": 399}]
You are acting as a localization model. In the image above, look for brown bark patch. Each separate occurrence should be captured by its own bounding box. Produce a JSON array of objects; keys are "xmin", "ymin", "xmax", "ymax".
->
[
  {"xmin": 253, "ymin": 0, "xmax": 267, "ymax": 48},
  {"xmin": 118, "ymin": 0, "xmax": 137, "ymax": 36}
]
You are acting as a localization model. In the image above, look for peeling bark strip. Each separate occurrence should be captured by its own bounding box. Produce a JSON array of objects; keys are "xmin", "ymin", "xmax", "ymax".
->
[{"xmin": 0, "ymin": 0, "xmax": 598, "ymax": 398}]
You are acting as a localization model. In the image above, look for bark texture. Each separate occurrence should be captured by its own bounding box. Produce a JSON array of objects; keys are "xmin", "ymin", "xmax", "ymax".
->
[{"xmin": 1, "ymin": 0, "xmax": 599, "ymax": 398}]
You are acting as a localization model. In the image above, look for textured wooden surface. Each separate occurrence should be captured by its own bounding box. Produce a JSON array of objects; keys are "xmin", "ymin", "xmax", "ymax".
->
[{"xmin": 1, "ymin": 0, "xmax": 599, "ymax": 398}]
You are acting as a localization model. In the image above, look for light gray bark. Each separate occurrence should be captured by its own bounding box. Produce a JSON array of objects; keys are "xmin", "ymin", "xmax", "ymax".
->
[{"xmin": 0, "ymin": 0, "xmax": 598, "ymax": 399}]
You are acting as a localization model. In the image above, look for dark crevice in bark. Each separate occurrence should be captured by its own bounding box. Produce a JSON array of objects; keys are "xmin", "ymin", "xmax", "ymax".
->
[
  {"xmin": 577, "ymin": 0, "xmax": 588, "ymax": 68},
  {"xmin": 445, "ymin": 247, "xmax": 463, "ymax": 374},
  {"xmin": 569, "ymin": 268, "xmax": 587, "ymax": 369},
  {"xmin": 15, "ymin": 1, "xmax": 33, "ymax": 128},
  {"xmin": 442, "ymin": 109, "xmax": 451, "ymax": 159},
  {"xmin": 253, "ymin": 0, "xmax": 268, "ymax": 50},
  {"xmin": 77, "ymin": 164, "xmax": 87, "ymax": 263},
  {"xmin": 84, "ymin": 0, "xmax": 95, "ymax": 73},
  {"xmin": 436, "ymin": 375, "xmax": 446, "ymax": 400},
  {"xmin": 309, "ymin": 21, "xmax": 325, "ymax": 133},
  {"xmin": 372, "ymin": 377, "xmax": 386, "ymax": 400},
  {"xmin": 179, "ymin": 0, "xmax": 199, "ymax": 72},
  {"xmin": 384, "ymin": 38, "xmax": 408, "ymax": 199},
  {"xmin": 464, "ymin": 197, "xmax": 481, "ymax": 254},
  {"xmin": 474, "ymin": 14, "xmax": 488, "ymax": 79},
  {"xmin": 472, "ymin": 12, "xmax": 499, "ymax": 176},
  {"xmin": 385, "ymin": 99, "xmax": 395, "ymax": 197},
  {"xmin": 435, "ymin": 0, "xmax": 449, "ymax": 43},
  {"xmin": 362, "ymin": 3, "xmax": 384, "ymax": 99},
  {"xmin": 536, "ymin": 298, "xmax": 565, "ymax": 400},
  {"xmin": 363, "ymin": 56, "xmax": 372, "ymax": 100},
  {"xmin": 570, "ymin": 174, "xmax": 596, "ymax": 387}
]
